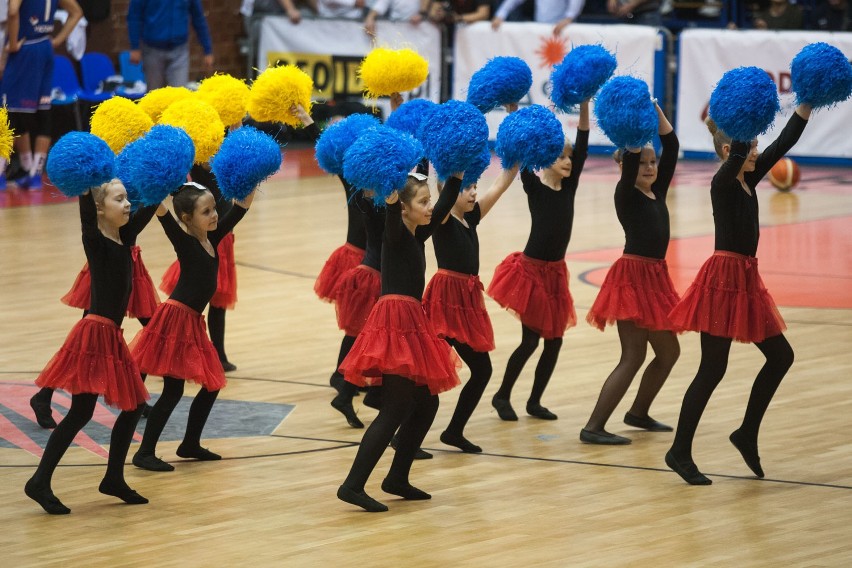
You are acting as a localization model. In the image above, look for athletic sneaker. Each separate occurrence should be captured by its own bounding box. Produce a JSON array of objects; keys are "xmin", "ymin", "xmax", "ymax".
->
[
  {"xmin": 29, "ymin": 174, "xmax": 43, "ymax": 190},
  {"xmin": 0, "ymin": 173, "xmax": 6, "ymax": 190},
  {"xmin": 13, "ymin": 173, "xmax": 31, "ymax": 189}
]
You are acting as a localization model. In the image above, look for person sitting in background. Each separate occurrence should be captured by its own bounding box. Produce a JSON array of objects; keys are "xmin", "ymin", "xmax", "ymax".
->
[
  {"xmin": 316, "ymin": 0, "xmax": 367, "ymax": 19},
  {"xmin": 607, "ymin": 0, "xmax": 662, "ymax": 26},
  {"xmin": 242, "ymin": 0, "xmax": 316, "ymax": 24},
  {"xmin": 813, "ymin": 0, "xmax": 849, "ymax": 30},
  {"xmin": 752, "ymin": 0, "xmax": 802, "ymax": 29},
  {"xmin": 364, "ymin": 0, "xmax": 429, "ymax": 35},
  {"xmin": 492, "ymin": 0, "xmax": 587, "ymax": 35},
  {"xmin": 428, "ymin": 0, "xmax": 491, "ymax": 24}
]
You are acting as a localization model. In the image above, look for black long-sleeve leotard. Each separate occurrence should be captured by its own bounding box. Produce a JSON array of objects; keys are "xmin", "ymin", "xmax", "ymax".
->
[
  {"xmin": 340, "ymin": 176, "xmax": 368, "ymax": 251},
  {"xmin": 615, "ymin": 131, "xmax": 679, "ymax": 259},
  {"xmin": 432, "ymin": 201, "xmax": 482, "ymax": 275},
  {"xmin": 521, "ymin": 128, "xmax": 589, "ymax": 262},
  {"xmin": 711, "ymin": 113, "xmax": 807, "ymax": 257},
  {"xmin": 355, "ymin": 191, "xmax": 386, "ymax": 271}
]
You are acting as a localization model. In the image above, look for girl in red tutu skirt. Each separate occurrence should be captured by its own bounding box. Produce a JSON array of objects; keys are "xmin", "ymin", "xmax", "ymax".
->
[
  {"xmin": 26, "ymin": 180, "xmax": 157, "ymax": 515},
  {"xmin": 665, "ymin": 103, "xmax": 813, "ymax": 485},
  {"xmin": 425, "ymin": 158, "xmax": 519, "ymax": 453},
  {"xmin": 582, "ymin": 103, "xmax": 681, "ymax": 445},
  {"xmin": 130, "ymin": 181, "xmax": 257, "ymax": 472},
  {"xmin": 487, "ymin": 100, "xmax": 590, "ymax": 421},
  {"xmin": 337, "ymin": 172, "xmax": 461, "ymax": 512}
]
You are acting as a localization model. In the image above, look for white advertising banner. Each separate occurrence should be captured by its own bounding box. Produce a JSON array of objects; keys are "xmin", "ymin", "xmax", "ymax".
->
[
  {"xmin": 257, "ymin": 17, "xmax": 442, "ymax": 112},
  {"xmin": 453, "ymin": 22, "xmax": 661, "ymax": 145},
  {"xmin": 677, "ymin": 29, "xmax": 852, "ymax": 161}
]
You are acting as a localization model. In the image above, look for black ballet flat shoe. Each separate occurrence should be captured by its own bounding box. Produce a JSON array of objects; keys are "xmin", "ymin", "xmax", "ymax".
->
[
  {"xmin": 389, "ymin": 435, "xmax": 433, "ymax": 460},
  {"xmin": 381, "ymin": 479, "xmax": 431, "ymax": 500},
  {"xmin": 25, "ymin": 479, "xmax": 70, "ymax": 515},
  {"xmin": 665, "ymin": 450, "xmax": 712, "ymax": 485},
  {"xmin": 491, "ymin": 397, "xmax": 518, "ymax": 421},
  {"xmin": 729, "ymin": 429, "xmax": 765, "ymax": 478},
  {"xmin": 132, "ymin": 452, "xmax": 175, "ymax": 472},
  {"xmin": 221, "ymin": 360, "xmax": 237, "ymax": 373},
  {"xmin": 141, "ymin": 403, "xmax": 152, "ymax": 419},
  {"xmin": 440, "ymin": 431, "xmax": 482, "ymax": 453},
  {"xmin": 337, "ymin": 485, "xmax": 388, "ymax": 512},
  {"xmin": 98, "ymin": 479, "xmax": 149, "ymax": 505},
  {"xmin": 526, "ymin": 403, "xmax": 558, "ymax": 420},
  {"xmin": 579, "ymin": 428, "xmax": 632, "ymax": 445},
  {"xmin": 176, "ymin": 444, "xmax": 221, "ymax": 461},
  {"xmin": 331, "ymin": 395, "xmax": 364, "ymax": 428},
  {"xmin": 624, "ymin": 412, "xmax": 673, "ymax": 432},
  {"xmin": 30, "ymin": 394, "xmax": 57, "ymax": 429}
]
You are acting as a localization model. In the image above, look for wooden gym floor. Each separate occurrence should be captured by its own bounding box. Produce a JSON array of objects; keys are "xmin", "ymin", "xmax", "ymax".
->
[{"xmin": 1, "ymin": 151, "xmax": 851, "ymax": 566}]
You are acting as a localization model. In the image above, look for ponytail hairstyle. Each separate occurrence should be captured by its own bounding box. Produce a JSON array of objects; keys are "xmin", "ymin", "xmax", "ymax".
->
[
  {"xmin": 172, "ymin": 181, "xmax": 212, "ymax": 224},
  {"xmin": 706, "ymin": 116, "xmax": 732, "ymax": 159},
  {"xmin": 612, "ymin": 148, "xmax": 623, "ymax": 164}
]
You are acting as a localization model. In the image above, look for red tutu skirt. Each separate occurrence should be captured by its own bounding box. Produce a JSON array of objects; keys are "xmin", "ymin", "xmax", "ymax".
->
[
  {"xmin": 335, "ymin": 264, "xmax": 381, "ymax": 336},
  {"xmin": 339, "ymin": 295, "xmax": 461, "ymax": 395},
  {"xmin": 487, "ymin": 252, "xmax": 576, "ymax": 340},
  {"xmin": 423, "ymin": 269, "xmax": 495, "ymax": 352},
  {"xmin": 668, "ymin": 251, "xmax": 786, "ymax": 343},
  {"xmin": 129, "ymin": 299, "xmax": 226, "ymax": 390},
  {"xmin": 586, "ymin": 254, "xmax": 681, "ymax": 332},
  {"xmin": 314, "ymin": 242, "xmax": 365, "ymax": 302},
  {"xmin": 36, "ymin": 315, "xmax": 149, "ymax": 411},
  {"xmin": 160, "ymin": 233, "xmax": 238, "ymax": 310},
  {"xmin": 61, "ymin": 246, "xmax": 161, "ymax": 319}
]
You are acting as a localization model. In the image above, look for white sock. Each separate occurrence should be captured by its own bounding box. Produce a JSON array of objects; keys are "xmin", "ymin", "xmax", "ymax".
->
[
  {"xmin": 20, "ymin": 152, "xmax": 33, "ymax": 173},
  {"xmin": 0, "ymin": 158, "xmax": 7, "ymax": 174},
  {"xmin": 32, "ymin": 152, "xmax": 47, "ymax": 176}
]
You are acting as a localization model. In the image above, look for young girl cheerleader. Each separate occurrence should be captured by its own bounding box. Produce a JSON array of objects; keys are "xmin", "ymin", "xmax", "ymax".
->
[
  {"xmin": 488, "ymin": 100, "xmax": 589, "ymax": 421},
  {"xmin": 424, "ymin": 164, "xmax": 519, "ymax": 453},
  {"xmin": 665, "ymin": 103, "xmax": 812, "ymax": 485},
  {"xmin": 25, "ymin": 180, "xmax": 155, "ymax": 514},
  {"xmin": 130, "ymin": 181, "xmax": 257, "ymax": 471},
  {"xmin": 582, "ymin": 102, "xmax": 681, "ymax": 445},
  {"xmin": 337, "ymin": 172, "xmax": 461, "ymax": 512}
]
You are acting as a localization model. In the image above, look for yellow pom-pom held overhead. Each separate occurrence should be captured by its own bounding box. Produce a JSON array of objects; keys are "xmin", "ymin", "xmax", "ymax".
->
[
  {"xmin": 159, "ymin": 99, "xmax": 225, "ymax": 164},
  {"xmin": 0, "ymin": 107, "xmax": 14, "ymax": 161},
  {"xmin": 90, "ymin": 97, "xmax": 154, "ymax": 153},
  {"xmin": 138, "ymin": 86, "xmax": 193, "ymax": 122},
  {"xmin": 197, "ymin": 74, "xmax": 251, "ymax": 128},
  {"xmin": 358, "ymin": 47, "xmax": 428, "ymax": 98},
  {"xmin": 247, "ymin": 64, "xmax": 313, "ymax": 126}
]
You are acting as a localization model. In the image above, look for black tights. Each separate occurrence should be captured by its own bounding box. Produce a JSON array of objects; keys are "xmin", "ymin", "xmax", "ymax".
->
[
  {"xmin": 444, "ymin": 339, "xmax": 492, "ymax": 437},
  {"xmin": 342, "ymin": 374, "xmax": 438, "ymax": 492},
  {"xmin": 670, "ymin": 332, "xmax": 794, "ymax": 461},
  {"xmin": 208, "ymin": 306, "xmax": 229, "ymax": 363},
  {"xmin": 585, "ymin": 321, "xmax": 680, "ymax": 432},
  {"xmin": 333, "ymin": 335, "xmax": 359, "ymax": 400},
  {"xmin": 137, "ymin": 377, "xmax": 220, "ymax": 455},
  {"xmin": 494, "ymin": 325, "xmax": 563, "ymax": 406}
]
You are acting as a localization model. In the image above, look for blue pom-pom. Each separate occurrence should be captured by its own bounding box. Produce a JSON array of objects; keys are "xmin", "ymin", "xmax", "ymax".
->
[
  {"xmin": 461, "ymin": 145, "xmax": 492, "ymax": 188},
  {"xmin": 551, "ymin": 44, "xmax": 617, "ymax": 112},
  {"xmin": 594, "ymin": 76, "xmax": 658, "ymax": 148},
  {"xmin": 386, "ymin": 99, "xmax": 438, "ymax": 138},
  {"xmin": 343, "ymin": 125, "xmax": 423, "ymax": 202},
  {"xmin": 315, "ymin": 113, "xmax": 381, "ymax": 175},
  {"xmin": 418, "ymin": 100, "xmax": 489, "ymax": 180},
  {"xmin": 495, "ymin": 105, "xmax": 564, "ymax": 170},
  {"xmin": 116, "ymin": 125, "xmax": 195, "ymax": 206},
  {"xmin": 211, "ymin": 126, "xmax": 282, "ymax": 201},
  {"xmin": 709, "ymin": 66, "xmax": 779, "ymax": 141},
  {"xmin": 466, "ymin": 57, "xmax": 533, "ymax": 113},
  {"xmin": 46, "ymin": 132, "xmax": 115, "ymax": 197},
  {"xmin": 791, "ymin": 42, "xmax": 852, "ymax": 109}
]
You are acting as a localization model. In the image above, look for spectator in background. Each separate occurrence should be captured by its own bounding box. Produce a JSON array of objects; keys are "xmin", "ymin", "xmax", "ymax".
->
[
  {"xmin": 242, "ymin": 0, "xmax": 316, "ymax": 24},
  {"xmin": 752, "ymin": 0, "xmax": 802, "ymax": 29},
  {"xmin": 127, "ymin": 0, "xmax": 214, "ymax": 90},
  {"xmin": 492, "ymin": 0, "xmax": 586, "ymax": 35},
  {"xmin": 607, "ymin": 0, "xmax": 662, "ymax": 26},
  {"xmin": 813, "ymin": 0, "xmax": 849, "ymax": 30},
  {"xmin": 364, "ymin": 0, "xmax": 430, "ymax": 36},
  {"xmin": 316, "ymin": 0, "xmax": 367, "ymax": 19},
  {"xmin": 428, "ymin": 0, "xmax": 491, "ymax": 25}
]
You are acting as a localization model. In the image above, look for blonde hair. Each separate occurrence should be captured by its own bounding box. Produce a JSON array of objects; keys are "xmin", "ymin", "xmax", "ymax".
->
[
  {"xmin": 706, "ymin": 117, "xmax": 732, "ymax": 159},
  {"xmin": 92, "ymin": 178, "xmax": 124, "ymax": 205}
]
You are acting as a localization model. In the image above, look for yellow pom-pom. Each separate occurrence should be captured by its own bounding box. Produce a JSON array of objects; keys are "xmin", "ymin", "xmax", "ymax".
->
[
  {"xmin": 247, "ymin": 64, "xmax": 313, "ymax": 126},
  {"xmin": 138, "ymin": 86, "xmax": 193, "ymax": 122},
  {"xmin": 90, "ymin": 97, "xmax": 154, "ymax": 153},
  {"xmin": 358, "ymin": 47, "xmax": 429, "ymax": 98},
  {"xmin": 0, "ymin": 107, "xmax": 14, "ymax": 161},
  {"xmin": 197, "ymin": 74, "xmax": 251, "ymax": 128},
  {"xmin": 159, "ymin": 99, "xmax": 225, "ymax": 164}
]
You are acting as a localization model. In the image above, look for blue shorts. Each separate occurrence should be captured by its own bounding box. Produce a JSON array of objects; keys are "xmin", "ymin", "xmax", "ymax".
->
[{"xmin": 1, "ymin": 37, "xmax": 54, "ymax": 113}]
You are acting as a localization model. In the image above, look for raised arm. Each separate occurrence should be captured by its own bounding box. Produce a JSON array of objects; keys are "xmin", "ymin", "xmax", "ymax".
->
[
  {"xmin": 563, "ymin": 100, "xmax": 590, "ymax": 189},
  {"xmin": 79, "ymin": 190, "xmax": 100, "ymax": 241},
  {"xmin": 750, "ymin": 104, "xmax": 811, "ymax": 182},
  {"xmin": 654, "ymin": 103, "xmax": 679, "ymax": 196},
  {"xmin": 478, "ymin": 164, "xmax": 519, "ymax": 219},
  {"xmin": 120, "ymin": 203, "xmax": 160, "ymax": 242},
  {"xmin": 417, "ymin": 175, "xmax": 461, "ymax": 241},
  {"xmin": 384, "ymin": 192, "xmax": 404, "ymax": 243}
]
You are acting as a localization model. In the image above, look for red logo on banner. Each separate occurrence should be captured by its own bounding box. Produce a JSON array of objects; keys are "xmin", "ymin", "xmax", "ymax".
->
[{"xmin": 536, "ymin": 35, "xmax": 568, "ymax": 69}]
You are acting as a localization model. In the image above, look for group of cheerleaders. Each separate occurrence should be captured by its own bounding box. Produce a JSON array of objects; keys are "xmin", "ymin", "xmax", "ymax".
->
[{"xmin": 23, "ymin": 82, "xmax": 817, "ymax": 514}]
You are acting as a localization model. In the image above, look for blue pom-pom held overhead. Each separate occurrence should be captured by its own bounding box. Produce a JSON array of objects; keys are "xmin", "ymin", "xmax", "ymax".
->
[
  {"xmin": 550, "ymin": 44, "xmax": 617, "ymax": 112},
  {"xmin": 791, "ymin": 42, "xmax": 852, "ymax": 109},
  {"xmin": 495, "ymin": 104, "xmax": 564, "ymax": 171},
  {"xmin": 342, "ymin": 125, "xmax": 423, "ymax": 202},
  {"xmin": 461, "ymin": 145, "xmax": 492, "ymax": 188},
  {"xmin": 116, "ymin": 124, "xmax": 195, "ymax": 206},
  {"xmin": 315, "ymin": 113, "xmax": 381, "ymax": 175},
  {"xmin": 466, "ymin": 56, "xmax": 533, "ymax": 113},
  {"xmin": 46, "ymin": 132, "xmax": 115, "ymax": 197},
  {"xmin": 386, "ymin": 99, "xmax": 438, "ymax": 138},
  {"xmin": 418, "ymin": 100, "xmax": 489, "ymax": 180},
  {"xmin": 212, "ymin": 126, "xmax": 282, "ymax": 201},
  {"xmin": 709, "ymin": 66, "xmax": 779, "ymax": 141},
  {"xmin": 594, "ymin": 76, "xmax": 658, "ymax": 149}
]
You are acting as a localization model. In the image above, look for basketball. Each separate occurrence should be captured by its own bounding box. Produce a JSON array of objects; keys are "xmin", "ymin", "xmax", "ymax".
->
[{"xmin": 768, "ymin": 157, "xmax": 801, "ymax": 192}]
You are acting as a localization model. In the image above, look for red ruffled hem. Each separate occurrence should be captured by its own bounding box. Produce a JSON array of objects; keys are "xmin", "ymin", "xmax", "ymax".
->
[
  {"xmin": 423, "ymin": 269, "xmax": 495, "ymax": 352},
  {"xmin": 314, "ymin": 242, "xmax": 365, "ymax": 303},
  {"xmin": 668, "ymin": 251, "xmax": 786, "ymax": 343},
  {"xmin": 487, "ymin": 252, "xmax": 576, "ymax": 339},
  {"xmin": 36, "ymin": 315, "xmax": 149, "ymax": 411},
  {"xmin": 335, "ymin": 264, "xmax": 381, "ymax": 336},
  {"xmin": 129, "ymin": 300, "xmax": 226, "ymax": 390},
  {"xmin": 339, "ymin": 295, "xmax": 461, "ymax": 395},
  {"xmin": 160, "ymin": 234, "xmax": 238, "ymax": 310},
  {"xmin": 587, "ymin": 255, "xmax": 681, "ymax": 331},
  {"xmin": 60, "ymin": 264, "xmax": 91, "ymax": 310}
]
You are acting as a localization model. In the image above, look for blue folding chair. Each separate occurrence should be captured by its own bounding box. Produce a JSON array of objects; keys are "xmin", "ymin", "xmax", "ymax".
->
[
  {"xmin": 119, "ymin": 50, "xmax": 146, "ymax": 85},
  {"xmin": 78, "ymin": 52, "xmax": 115, "ymax": 103},
  {"xmin": 51, "ymin": 55, "xmax": 83, "ymax": 130}
]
